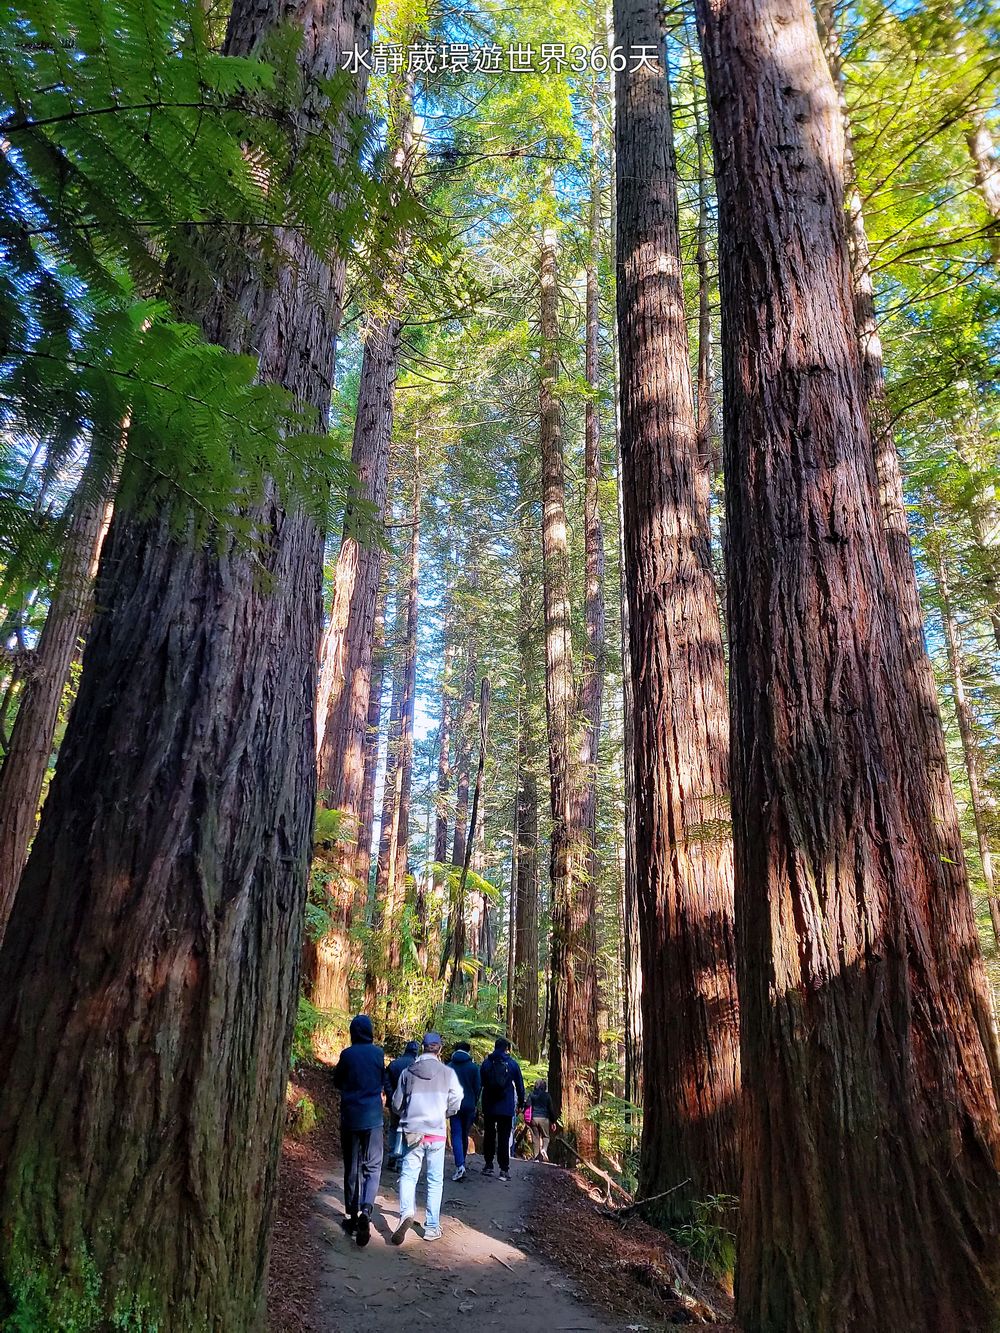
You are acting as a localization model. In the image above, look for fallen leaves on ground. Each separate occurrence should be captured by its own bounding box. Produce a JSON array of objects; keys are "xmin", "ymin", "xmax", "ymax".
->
[{"xmin": 524, "ymin": 1166, "xmax": 738, "ymax": 1329}]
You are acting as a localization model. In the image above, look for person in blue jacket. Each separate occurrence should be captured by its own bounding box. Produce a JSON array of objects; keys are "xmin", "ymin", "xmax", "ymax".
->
[
  {"xmin": 333, "ymin": 1014, "xmax": 386, "ymax": 1246},
  {"xmin": 384, "ymin": 1039, "xmax": 419, "ymax": 1168},
  {"xmin": 447, "ymin": 1041, "xmax": 481, "ymax": 1181},
  {"xmin": 479, "ymin": 1036, "xmax": 525, "ymax": 1182}
]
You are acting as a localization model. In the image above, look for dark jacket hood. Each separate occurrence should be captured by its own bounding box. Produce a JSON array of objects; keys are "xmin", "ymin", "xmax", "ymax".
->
[
  {"xmin": 350, "ymin": 1015, "xmax": 374, "ymax": 1044},
  {"xmin": 450, "ymin": 1049, "xmax": 474, "ymax": 1066}
]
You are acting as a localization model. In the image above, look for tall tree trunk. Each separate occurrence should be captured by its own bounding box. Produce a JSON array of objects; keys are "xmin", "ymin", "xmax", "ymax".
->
[
  {"xmin": 387, "ymin": 449, "xmax": 421, "ymax": 972},
  {"xmin": 539, "ymin": 218, "xmax": 598, "ymax": 1158},
  {"xmin": 609, "ymin": 132, "xmax": 643, "ymax": 1106},
  {"xmin": 451, "ymin": 646, "xmax": 477, "ymax": 871},
  {"xmin": 430, "ymin": 636, "xmax": 454, "ymax": 971},
  {"xmin": 614, "ymin": 0, "xmax": 740, "ymax": 1222},
  {"xmin": 934, "ymin": 539, "xmax": 1000, "ymax": 946},
  {"xmin": 447, "ymin": 678, "xmax": 490, "ymax": 1002},
  {"xmin": 512, "ymin": 506, "xmax": 541, "ymax": 1061},
  {"xmin": 311, "ymin": 322, "xmax": 400, "ymax": 1011},
  {"xmin": 0, "ymin": 461, "xmax": 114, "ymax": 938},
  {"xmin": 569, "ymin": 75, "xmax": 607, "ymax": 1125},
  {"xmin": 354, "ymin": 581, "xmax": 388, "ymax": 916},
  {"xmin": 0, "ymin": 0, "xmax": 374, "ymax": 1323},
  {"xmin": 695, "ymin": 0, "xmax": 1000, "ymax": 1325},
  {"xmin": 967, "ymin": 107, "xmax": 1000, "ymax": 264},
  {"xmin": 312, "ymin": 73, "xmax": 416, "ymax": 1005}
]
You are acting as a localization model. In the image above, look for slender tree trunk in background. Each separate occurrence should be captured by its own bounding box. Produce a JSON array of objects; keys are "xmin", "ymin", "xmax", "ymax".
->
[
  {"xmin": 311, "ymin": 324, "xmax": 400, "ymax": 1011},
  {"xmin": 696, "ymin": 0, "xmax": 1000, "ymax": 1324},
  {"xmin": 387, "ymin": 451, "xmax": 421, "ymax": 972},
  {"xmin": 506, "ymin": 771, "xmax": 518, "ymax": 1037},
  {"xmin": 312, "ymin": 74, "xmax": 416, "ymax": 1006},
  {"xmin": 568, "ymin": 78, "xmax": 607, "ymax": 1127},
  {"xmin": 934, "ymin": 541, "xmax": 1000, "ymax": 946},
  {"xmin": 367, "ymin": 596, "xmax": 404, "ymax": 1011},
  {"xmin": 615, "ymin": 0, "xmax": 740, "ymax": 1222},
  {"xmin": 512, "ymin": 508, "xmax": 541, "ymax": 1061},
  {"xmin": 432, "ymin": 636, "xmax": 454, "ymax": 971},
  {"xmin": 0, "ymin": 463, "xmax": 115, "ymax": 939},
  {"xmin": 610, "ymin": 150, "xmax": 643, "ymax": 1107},
  {"xmin": 0, "ymin": 0, "xmax": 374, "ymax": 1323},
  {"xmin": 447, "ymin": 678, "xmax": 490, "ymax": 1002},
  {"xmin": 693, "ymin": 84, "xmax": 716, "ymax": 479},
  {"xmin": 353, "ymin": 581, "xmax": 387, "ymax": 914},
  {"xmin": 451, "ymin": 646, "xmax": 477, "ymax": 871},
  {"xmin": 967, "ymin": 107, "xmax": 1000, "ymax": 264},
  {"xmin": 538, "ymin": 219, "xmax": 597, "ymax": 1158}
]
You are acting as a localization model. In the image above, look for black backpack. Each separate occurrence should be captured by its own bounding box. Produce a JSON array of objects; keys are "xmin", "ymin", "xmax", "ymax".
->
[{"xmin": 483, "ymin": 1052, "xmax": 513, "ymax": 1094}]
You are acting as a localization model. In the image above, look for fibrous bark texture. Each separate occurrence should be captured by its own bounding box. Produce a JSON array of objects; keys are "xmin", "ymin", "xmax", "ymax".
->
[
  {"xmin": 539, "ymin": 220, "xmax": 599, "ymax": 1159},
  {"xmin": 614, "ymin": 0, "xmax": 740, "ymax": 1223},
  {"xmin": 695, "ymin": 0, "xmax": 1000, "ymax": 1325},
  {"xmin": 0, "ymin": 0, "xmax": 373, "ymax": 1325}
]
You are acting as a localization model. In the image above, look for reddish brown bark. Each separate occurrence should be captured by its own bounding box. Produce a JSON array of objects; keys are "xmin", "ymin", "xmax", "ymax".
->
[
  {"xmin": 696, "ymin": 0, "xmax": 1000, "ymax": 1325},
  {"xmin": 0, "ymin": 0, "xmax": 374, "ymax": 1323},
  {"xmin": 511, "ymin": 522, "xmax": 541, "ymax": 1061},
  {"xmin": 0, "ymin": 462, "xmax": 114, "ymax": 938},
  {"xmin": 539, "ymin": 218, "xmax": 599, "ymax": 1159},
  {"xmin": 614, "ymin": 0, "xmax": 740, "ymax": 1222}
]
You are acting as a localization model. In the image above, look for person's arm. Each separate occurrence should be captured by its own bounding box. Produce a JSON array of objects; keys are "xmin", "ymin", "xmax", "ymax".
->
[
  {"xmin": 333, "ymin": 1052, "xmax": 346, "ymax": 1090},
  {"xmin": 472, "ymin": 1066, "xmax": 481, "ymax": 1102},
  {"xmin": 514, "ymin": 1060, "xmax": 526, "ymax": 1110},
  {"xmin": 392, "ymin": 1069, "xmax": 408, "ymax": 1115},
  {"xmin": 446, "ymin": 1069, "xmax": 463, "ymax": 1118}
]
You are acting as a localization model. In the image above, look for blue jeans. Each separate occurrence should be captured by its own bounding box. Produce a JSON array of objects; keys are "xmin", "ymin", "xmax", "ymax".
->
[
  {"xmin": 450, "ymin": 1107, "xmax": 476, "ymax": 1171},
  {"xmin": 399, "ymin": 1138, "xmax": 446, "ymax": 1230}
]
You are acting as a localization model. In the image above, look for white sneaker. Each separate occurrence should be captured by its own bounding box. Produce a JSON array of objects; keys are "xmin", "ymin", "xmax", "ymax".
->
[
  {"xmin": 423, "ymin": 1226, "xmax": 443, "ymax": 1241},
  {"xmin": 452, "ymin": 1165, "xmax": 466, "ymax": 1182}
]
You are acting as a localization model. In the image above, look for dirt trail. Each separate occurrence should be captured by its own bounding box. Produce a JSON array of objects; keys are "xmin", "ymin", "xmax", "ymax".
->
[{"xmin": 309, "ymin": 1154, "xmax": 631, "ymax": 1331}]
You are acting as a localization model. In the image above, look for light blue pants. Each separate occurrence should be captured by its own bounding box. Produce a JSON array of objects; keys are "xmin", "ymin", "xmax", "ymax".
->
[{"xmin": 398, "ymin": 1138, "xmax": 446, "ymax": 1231}]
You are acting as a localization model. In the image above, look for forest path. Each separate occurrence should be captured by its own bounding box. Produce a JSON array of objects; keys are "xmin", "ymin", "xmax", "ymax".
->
[{"xmin": 308, "ymin": 1152, "xmax": 630, "ymax": 1331}]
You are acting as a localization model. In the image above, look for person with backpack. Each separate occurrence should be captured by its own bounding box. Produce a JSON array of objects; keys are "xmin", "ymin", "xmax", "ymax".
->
[
  {"xmin": 526, "ymin": 1077, "xmax": 556, "ymax": 1161},
  {"xmin": 390, "ymin": 1032, "xmax": 463, "ymax": 1243},
  {"xmin": 332, "ymin": 1014, "xmax": 386, "ymax": 1247},
  {"xmin": 384, "ymin": 1039, "xmax": 419, "ymax": 1169},
  {"xmin": 447, "ymin": 1040, "xmax": 481, "ymax": 1181},
  {"xmin": 479, "ymin": 1036, "xmax": 525, "ymax": 1182}
]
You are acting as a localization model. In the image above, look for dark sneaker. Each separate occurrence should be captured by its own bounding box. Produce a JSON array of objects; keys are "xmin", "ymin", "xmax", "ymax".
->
[
  {"xmin": 340, "ymin": 1215, "xmax": 357, "ymax": 1236},
  {"xmin": 499, "ymin": 1170, "xmax": 510, "ymax": 1183},
  {"xmin": 391, "ymin": 1215, "xmax": 415, "ymax": 1246},
  {"xmin": 482, "ymin": 1164, "xmax": 494, "ymax": 1176},
  {"xmin": 356, "ymin": 1213, "xmax": 371, "ymax": 1247}
]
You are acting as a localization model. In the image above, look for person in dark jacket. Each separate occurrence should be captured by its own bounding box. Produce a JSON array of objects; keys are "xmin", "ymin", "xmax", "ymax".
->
[
  {"xmin": 333, "ymin": 1014, "xmax": 386, "ymax": 1246},
  {"xmin": 385, "ymin": 1040, "xmax": 419, "ymax": 1168},
  {"xmin": 447, "ymin": 1041, "xmax": 481, "ymax": 1181},
  {"xmin": 527, "ymin": 1077, "xmax": 556, "ymax": 1161},
  {"xmin": 479, "ymin": 1036, "xmax": 525, "ymax": 1182}
]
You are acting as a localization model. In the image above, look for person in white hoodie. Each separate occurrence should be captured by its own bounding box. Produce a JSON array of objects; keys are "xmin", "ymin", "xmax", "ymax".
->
[{"xmin": 390, "ymin": 1031, "xmax": 463, "ymax": 1243}]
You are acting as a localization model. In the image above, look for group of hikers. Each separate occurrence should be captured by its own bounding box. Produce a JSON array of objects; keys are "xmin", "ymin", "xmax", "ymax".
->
[{"xmin": 332, "ymin": 1016, "xmax": 558, "ymax": 1246}]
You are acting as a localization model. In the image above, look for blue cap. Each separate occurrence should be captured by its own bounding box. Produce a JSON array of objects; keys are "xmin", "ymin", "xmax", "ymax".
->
[{"xmin": 422, "ymin": 1031, "xmax": 443, "ymax": 1049}]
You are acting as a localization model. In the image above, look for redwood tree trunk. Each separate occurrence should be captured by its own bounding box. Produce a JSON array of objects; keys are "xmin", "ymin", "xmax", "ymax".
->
[
  {"xmin": 934, "ymin": 540, "xmax": 1000, "ymax": 946},
  {"xmin": 0, "ymin": 0, "xmax": 374, "ymax": 1324},
  {"xmin": 696, "ymin": 0, "xmax": 1000, "ymax": 1325},
  {"xmin": 614, "ymin": 0, "xmax": 740, "ymax": 1221},
  {"xmin": 0, "ymin": 462, "xmax": 114, "ymax": 937},
  {"xmin": 539, "ymin": 218, "xmax": 598, "ymax": 1158}
]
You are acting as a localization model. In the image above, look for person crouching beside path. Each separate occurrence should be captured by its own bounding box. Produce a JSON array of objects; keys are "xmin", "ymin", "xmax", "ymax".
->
[
  {"xmin": 391, "ymin": 1031, "xmax": 463, "ymax": 1244},
  {"xmin": 479, "ymin": 1036, "xmax": 525, "ymax": 1182},
  {"xmin": 447, "ymin": 1040, "xmax": 481, "ymax": 1181},
  {"xmin": 333, "ymin": 1014, "xmax": 386, "ymax": 1247}
]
